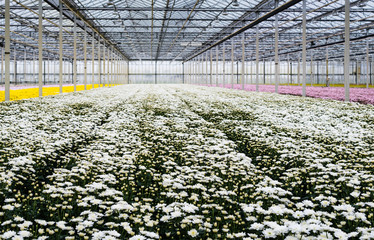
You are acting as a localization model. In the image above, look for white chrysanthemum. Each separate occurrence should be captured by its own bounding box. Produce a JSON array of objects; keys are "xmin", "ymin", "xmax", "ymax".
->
[
  {"xmin": 188, "ymin": 229, "xmax": 199, "ymax": 237},
  {"xmin": 129, "ymin": 235, "xmax": 146, "ymax": 240}
]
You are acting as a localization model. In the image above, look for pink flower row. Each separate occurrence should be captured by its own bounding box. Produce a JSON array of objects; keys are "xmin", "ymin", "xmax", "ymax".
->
[{"xmin": 202, "ymin": 84, "xmax": 374, "ymax": 105}]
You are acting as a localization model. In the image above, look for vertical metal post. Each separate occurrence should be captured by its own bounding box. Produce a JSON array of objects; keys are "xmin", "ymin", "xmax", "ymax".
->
[
  {"xmin": 326, "ymin": 47, "xmax": 329, "ymax": 87},
  {"xmin": 274, "ymin": 0, "xmax": 279, "ymax": 93},
  {"xmin": 84, "ymin": 25, "xmax": 87, "ymax": 90},
  {"xmin": 23, "ymin": 48, "xmax": 26, "ymax": 83},
  {"xmin": 0, "ymin": 49, "xmax": 1, "ymax": 84},
  {"xmin": 103, "ymin": 42, "xmax": 106, "ymax": 87},
  {"xmin": 222, "ymin": 42, "xmax": 225, "ymax": 87},
  {"xmin": 73, "ymin": 14, "xmax": 77, "ymax": 92},
  {"xmin": 206, "ymin": 52, "xmax": 208, "ymax": 84},
  {"xmin": 344, "ymin": 0, "xmax": 350, "ymax": 101},
  {"xmin": 14, "ymin": 48, "xmax": 17, "ymax": 85},
  {"xmin": 109, "ymin": 49, "xmax": 112, "ymax": 86},
  {"xmin": 210, "ymin": 50, "xmax": 213, "ymax": 85},
  {"xmin": 38, "ymin": 0, "xmax": 43, "ymax": 97},
  {"xmin": 302, "ymin": 0, "xmax": 306, "ymax": 97},
  {"xmin": 4, "ymin": 0, "xmax": 10, "ymax": 101},
  {"xmin": 297, "ymin": 54, "xmax": 300, "ymax": 85},
  {"xmin": 107, "ymin": 47, "xmax": 110, "ymax": 86},
  {"xmin": 231, "ymin": 39, "xmax": 234, "ymax": 88},
  {"xmin": 33, "ymin": 51, "xmax": 35, "ymax": 84},
  {"xmin": 241, "ymin": 34, "xmax": 245, "ymax": 90},
  {"xmin": 155, "ymin": 60, "xmax": 157, "ymax": 84},
  {"xmin": 92, "ymin": 33, "xmax": 95, "ymax": 89},
  {"xmin": 263, "ymin": 59, "xmax": 266, "ymax": 84},
  {"xmin": 367, "ymin": 42, "xmax": 369, "ymax": 88},
  {"xmin": 310, "ymin": 51, "xmax": 313, "ymax": 87},
  {"xmin": 256, "ymin": 23, "xmax": 259, "ymax": 92},
  {"xmin": 287, "ymin": 55, "xmax": 290, "ymax": 85},
  {"xmin": 98, "ymin": 40, "xmax": 101, "ymax": 87},
  {"xmin": 216, "ymin": 46, "xmax": 219, "ymax": 86},
  {"xmin": 59, "ymin": 0, "xmax": 63, "ymax": 93}
]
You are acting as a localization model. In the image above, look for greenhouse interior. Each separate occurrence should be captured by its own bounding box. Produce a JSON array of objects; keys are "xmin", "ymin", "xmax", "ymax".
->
[{"xmin": 1, "ymin": 0, "xmax": 374, "ymax": 239}]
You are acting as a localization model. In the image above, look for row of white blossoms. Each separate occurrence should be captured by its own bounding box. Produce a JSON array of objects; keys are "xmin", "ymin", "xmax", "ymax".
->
[{"xmin": 0, "ymin": 84, "xmax": 373, "ymax": 239}]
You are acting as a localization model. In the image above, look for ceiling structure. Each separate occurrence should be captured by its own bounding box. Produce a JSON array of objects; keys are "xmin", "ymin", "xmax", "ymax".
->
[{"xmin": 0, "ymin": 0, "xmax": 373, "ymax": 62}]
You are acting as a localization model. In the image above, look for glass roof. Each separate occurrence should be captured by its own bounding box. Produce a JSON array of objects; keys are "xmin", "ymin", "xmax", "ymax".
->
[{"xmin": 1, "ymin": 0, "xmax": 373, "ymax": 62}]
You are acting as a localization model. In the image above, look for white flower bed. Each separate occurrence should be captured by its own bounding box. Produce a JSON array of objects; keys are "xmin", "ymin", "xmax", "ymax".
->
[{"xmin": 0, "ymin": 85, "xmax": 373, "ymax": 239}]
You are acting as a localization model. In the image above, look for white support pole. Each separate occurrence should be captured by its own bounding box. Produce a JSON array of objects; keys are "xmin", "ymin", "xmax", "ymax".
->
[
  {"xmin": 231, "ymin": 38, "xmax": 234, "ymax": 88},
  {"xmin": 366, "ymin": 42, "xmax": 369, "ymax": 88},
  {"xmin": 326, "ymin": 47, "xmax": 329, "ymax": 87},
  {"xmin": 73, "ymin": 14, "xmax": 77, "ymax": 92},
  {"xmin": 98, "ymin": 40, "xmax": 101, "ymax": 87},
  {"xmin": 302, "ymin": 0, "xmax": 306, "ymax": 97},
  {"xmin": 110, "ymin": 49, "xmax": 113, "ymax": 86},
  {"xmin": 84, "ymin": 25, "xmax": 87, "ymax": 90},
  {"xmin": 287, "ymin": 55, "xmax": 290, "ymax": 86},
  {"xmin": 210, "ymin": 50, "xmax": 213, "ymax": 85},
  {"xmin": 92, "ymin": 33, "xmax": 95, "ymax": 89},
  {"xmin": 223, "ymin": 42, "xmax": 225, "ymax": 88},
  {"xmin": 256, "ymin": 23, "xmax": 259, "ymax": 92},
  {"xmin": 107, "ymin": 46, "xmax": 110, "ymax": 87},
  {"xmin": 274, "ymin": 0, "xmax": 279, "ymax": 93},
  {"xmin": 14, "ymin": 48, "xmax": 16, "ymax": 84},
  {"xmin": 310, "ymin": 50, "xmax": 313, "ymax": 87},
  {"xmin": 23, "ymin": 47, "xmax": 26, "ymax": 82},
  {"xmin": 344, "ymin": 0, "xmax": 350, "ymax": 101},
  {"xmin": 24, "ymin": 48, "xmax": 26, "ymax": 83},
  {"xmin": 4, "ymin": 0, "xmax": 10, "ymax": 101},
  {"xmin": 1, "ymin": 48, "xmax": 3, "ymax": 85},
  {"xmin": 297, "ymin": 54, "xmax": 300, "ymax": 85},
  {"xmin": 216, "ymin": 46, "xmax": 219, "ymax": 86},
  {"xmin": 33, "ymin": 51, "xmax": 35, "ymax": 84},
  {"xmin": 206, "ymin": 52, "xmax": 208, "ymax": 84},
  {"xmin": 241, "ymin": 34, "xmax": 245, "ymax": 90},
  {"xmin": 38, "ymin": 0, "xmax": 43, "ymax": 97},
  {"xmin": 103, "ymin": 42, "xmax": 106, "ymax": 87},
  {"xmin": 59, "ymin": 0, "xmax": 63, "ymax": 93}
]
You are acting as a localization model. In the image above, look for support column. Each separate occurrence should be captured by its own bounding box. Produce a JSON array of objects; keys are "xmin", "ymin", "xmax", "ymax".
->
[
  {"xmin": 326, "ymin": 47, "xmax": 329, "ymax": 87},
  {"xmin": 287, "ymin": 55, "xmax": 290, "ymax": 85},
  {"xmin": 107, "ymin": 47, "xmax": 110, "ymax": 86},
  {"xmin": 302, "ymin": 0, "xmax": 306, "ymax": 97},
  {"xmin": 310, "ymin": 51, "xmax": 313, "ymax": 87},
  {"xmin": 38, "ymin": 0, "xmax": 43, "ymax": 97},
  {"xmin": 73, "ymin": 14, "xmax": 77, "ymax": 92},
  {"xmin": 222, "ymin": 42, "xmax": 225, "ymax": 88},
  {"xmin": 4, "ymin": 0, "xmax": 10, "ymax": 101},
  {"xmin": 367, "ymin": 42, "xmax": 369, "ymax": 88},
  {"xmin": 98, "ymin": 40, "xmax": 101, "ymax": 87},
  {"xmin": 206, "ymin": 52, "xmax": 208, "ymax": 84},
  {"xmin": 274, "ymin": 0, "xmax": 279, "ymax": 93},
  {"xmin": 231, "ymin": 39, "xmax": 234, "ymax": 88},
  {"xmin": 23, "ymin": 48, "xmax": 26, "ymax": 83},
  {"xmin": 109, "ymin": 48, "xmax": 111, "ymax": 86},
  {"xmin": 84, "ymin": 25, "xmax": 87, "ymax": 90},
  {"xmin": 92, "ymin": 33, "xmax": 95, "ymax": 89},
  {"xmin": 216, "ymin": 46, "xmax": 219, "ymax": 86},
  {"xmin": 297, "ymin": 54, "xmax": 300, "ymax": 85},
  {"xmin": 1, "ymin": 48, "xmax": 3, "ymax": 85},
  {"xmin": 14, "ymin": 48, "xmax": 17, "ymax": 85},
  {"xmin": 210, "ymin": 50, "xmax": 213, "ymax": 85},
  {"xmin": 59, "ymin": 0, "xmax": 63, "ymax": 93},
  {"xmin": 344, "ymin": 0, "xmax": 350, "ymax": 101},
  {"xmin": 241, "ymin": 34, "xmax": 245, "ymax": 90},
  {"xmin": 256, "ymin": 23, "xmax": 259, "ymax": 92},
  {"xmin": 103, "ymin": 42, "xmax": 106, "ymax": 87},
  {"xmin": 33, "ymin": 51, "xmax": 36, "ymax": 84}
]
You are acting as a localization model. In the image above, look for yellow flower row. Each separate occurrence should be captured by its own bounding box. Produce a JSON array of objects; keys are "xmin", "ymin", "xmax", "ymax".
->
[{"xmin": 0, "ymin": 84, "xmax": 118, "ymax": 102}]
